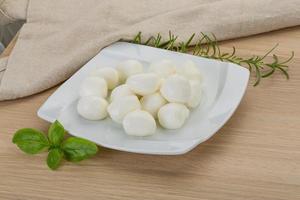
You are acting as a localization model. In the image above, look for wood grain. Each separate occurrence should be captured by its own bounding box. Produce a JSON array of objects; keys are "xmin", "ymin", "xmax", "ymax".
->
[{"xmin": 0, "ymin": 27, "xmax": 300, "ymax": 200}]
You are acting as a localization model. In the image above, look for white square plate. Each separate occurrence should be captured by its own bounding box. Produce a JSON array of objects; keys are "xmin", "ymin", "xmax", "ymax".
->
[{"xmin": 38, "ymin": 42, "xmax": 249, "ymax": 155}]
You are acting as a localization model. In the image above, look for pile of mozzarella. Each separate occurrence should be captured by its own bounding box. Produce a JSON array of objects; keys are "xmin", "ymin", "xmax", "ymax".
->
[{"xmin": 77, "ymin": 59, "xmax": 202, "ymax": 136}]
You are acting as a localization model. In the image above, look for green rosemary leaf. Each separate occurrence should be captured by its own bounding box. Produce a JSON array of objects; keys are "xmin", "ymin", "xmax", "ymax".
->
[
  {"xmin": 277, "ymin": 66, "xmax": 290, "ymax": 79},
  {"xmin": 245, "ymin": 62, "xmax": 253, "ymax": 73},
  {"xmin": 179, "ymin": 42, "xmax": 187, "ymax": 53},
  {"xmin": 280, "ymin": 51, "xmax": 294, "ymax": 64},
  {"xmin": 201, "ymin": 34, "xmax": 211, "ymax": 55},
  {"xmin": 158, "ymin": 39, "xmax": 172, "ymax": 48},
  {"xmin": 133, "ymin": 32, "xmax": 142, "ymax": 44},
  {"xmin": 154, "ymin": 33, "xmax": 162, "ymax": 47},
  {"xmin": 261, "ymin": 43, "xmax": 279, "ymax": 60},
  {"xmin": 253, "ymin": 65, "xmax": 262, "ymax": 86},
  {"xmin": 226, "ymin": 46, "xmax": 236, "ymax": 59},
  {"xmin": 280, "ymin": 64, "xmax": 288, "ymax": 68},
  {"xmin": 185, "ymin": 33, "xmax": 195, "ymax": 47},
  {"xmin": 167, "ymin": 36, "xmax": 178, "ymax": 50},
  {"xmin": 221, "ymin": 53, "xmax": 229, "ymax": 57},
  {"xmin": 204, "ymin": 34, "xmax": 216, "ymax": 57},
  {"xmin": 211, "ymin": 33, "xmax": 221, "ymax": 57},
  {"xmin": 144, "ymin": 36, "xmax": 154, "ymax": 45},
  {"xmin": 262, "ymin": 67, "xmax": 276, "ymax": 78},
  {"xmin": 168, "ymin": 31, "xmax": 172, "ymax": 40}
]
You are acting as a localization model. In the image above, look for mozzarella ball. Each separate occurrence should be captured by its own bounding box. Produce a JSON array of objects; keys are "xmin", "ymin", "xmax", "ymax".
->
[
  {"xmin": 177, "ymin": 60, "xmax": 202, "ymax": 82},
  {"xmin": 126, "ymin": 73, "xmax": 161, "ymax": 96},
  {"xmin": 140, "ymin": 92, "xmax": 167, "ymax": 118},
  {"xmin": 160, "ymin": 75, "xmax": 191, "ymax": 103},
  {"xmin": 123, "ymin": 110, "xmax": 156, "ymax": 136},
  {"xmin": 110, "ymin": 84, "xmax": 134, "ymax": 102},
  {"xmin": 117, "ymin": 60, "xmax": 143, "ymax": 82},
  {"xmin": 77, "ymin": 96, "xmax": 108, "ymax": 120},
  {"xmin": 90, "ymin": 67, "xmax": 119, "ymax": 90},
  {"xmin": 149, "ymin": 60, "xmax": 176, "ymax": 78},
  {"xmin": 158, "ymin": 103, "xmax": 190, "ymax": 129},
  {"xmin": 107, "ymin": 95, "xmax": 141, "ymax": 123},
  {"xmin": 79, "ymin": 77, "xmax": 108, "ymax": 98},
  {"xmin": 187, "ymin": 80, "xmax": 202, "ymax": 108}
]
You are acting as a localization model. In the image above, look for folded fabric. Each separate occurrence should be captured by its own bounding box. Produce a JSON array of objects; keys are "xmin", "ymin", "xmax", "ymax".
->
[{"xmin": 0, "ymin": 0, "xmax": 299, "ymax": 101}]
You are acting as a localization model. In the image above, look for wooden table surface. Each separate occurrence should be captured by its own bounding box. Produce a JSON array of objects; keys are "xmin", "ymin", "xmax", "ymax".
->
[{"xmin": 0, "ymin": 27, "xmax": 299, "ymax": 200}]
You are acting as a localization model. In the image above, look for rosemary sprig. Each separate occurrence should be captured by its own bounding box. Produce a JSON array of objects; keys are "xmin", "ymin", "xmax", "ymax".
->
[{"xmin": 128, "ymin": 31, "xmax": 294, "ymax": 86}]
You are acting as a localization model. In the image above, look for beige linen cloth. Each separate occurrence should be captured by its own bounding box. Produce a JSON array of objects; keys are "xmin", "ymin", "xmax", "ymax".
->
[{"xmin": 0, "ymin": 0, "xmax": 299, "ymax": 101}]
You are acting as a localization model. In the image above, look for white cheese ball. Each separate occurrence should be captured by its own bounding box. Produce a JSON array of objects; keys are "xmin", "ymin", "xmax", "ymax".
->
[
  {"xmin": 187, "ymin": 80, "xmax": 202, "ymax": 108},
  {"xmin": 107, "ymin": 95, "xmax": 141, "ymax": 123},
  {"xmin": 77, "ymin": 96, "xmax": 108, "ymax": 120},
  {"xmin": 160, "ymin": 75, "xmax": 191, "ymax": 103},
  {"xmin": 177, "ymin": 60, "xmax": 202, "ymax": 82},
  {"xmin": 79, "ymin": 77, "xmax": 108, "ymax": 98},
  {"xmin": 158, "ymin": 103, "xmax": 190, "ymax": 129},
  {"xmin": 140, "ymin": 92, "xmax": 167, "ymax": 118},
  {"xmin": 126, "ymin": 73, "xmax": 161, "ymax": 96},
  {"xmin": 90, "ymin": 67, "xmax": 119, "ymax": 90},
  {"xmin": 123, "ymin": 110, "xmax": 156, "ymax": 136},
  {"xmin": 117, "ymin": 60, "xmax": 143, "ymax": 83},
  {"xmin": 149, "ymin": 60, "xmax": 176, "ymax": 78},
  {"xmin": 110, "ymin": 84, "xmax": 134, "ymax": 102}
]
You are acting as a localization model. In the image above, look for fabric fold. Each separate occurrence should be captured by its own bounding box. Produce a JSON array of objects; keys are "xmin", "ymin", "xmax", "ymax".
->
[
  {"xmin": 0, "ymin": 0, "xmax": 28, "ymax": 25},
  {"xmin": 0, "ymin": 0, "xmax": 300, "ymax": 101}
]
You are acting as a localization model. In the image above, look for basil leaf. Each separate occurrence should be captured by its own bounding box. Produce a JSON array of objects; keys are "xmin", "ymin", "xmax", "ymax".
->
[
  {"xmin": 62, "ymin": 137, "xmax": 98, "ymax": 162},
  {"xmin": 12, "ymin": 128, "xmax": 49, "ymax": 154},
  {"xmin": 48, "ymin": 120, "xmax": 65, "ymax": 146},
  {"xmin": 47, "ymin": 148, "xmax": 64, "ymax": 170}
]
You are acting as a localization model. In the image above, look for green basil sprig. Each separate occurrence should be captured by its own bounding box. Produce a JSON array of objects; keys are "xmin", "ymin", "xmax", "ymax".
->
[{"xmin": 12, "ymin": 120, "xmax": 98, "ymax": 170}]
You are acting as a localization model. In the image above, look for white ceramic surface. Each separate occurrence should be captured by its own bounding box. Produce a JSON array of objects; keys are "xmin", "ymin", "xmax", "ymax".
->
[{"xmin": 37, "ymin": 42, "xmax": 249, "ymax": 155}]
